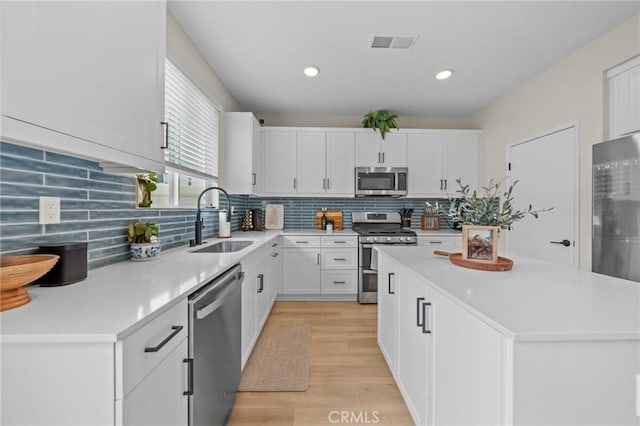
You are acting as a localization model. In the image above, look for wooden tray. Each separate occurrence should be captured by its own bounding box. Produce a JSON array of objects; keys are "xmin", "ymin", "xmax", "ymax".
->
[
  {"xmin": 315, "ymin": 210, "xmax": 343, "ymax": 230},
  {"xmin": 434, "ymin": 251, "xmax": 513, "ymax": 272}
]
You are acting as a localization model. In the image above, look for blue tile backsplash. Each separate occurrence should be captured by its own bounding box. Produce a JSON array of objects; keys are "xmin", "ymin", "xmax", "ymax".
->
[{"xmin": 1, "ymin": 140, "xmax": 452, "ymax": 269}]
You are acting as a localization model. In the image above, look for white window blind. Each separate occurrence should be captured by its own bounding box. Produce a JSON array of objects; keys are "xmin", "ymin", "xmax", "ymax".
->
[{"xmin": 164, "ymin": 59, "xmax": 219, "ymax": 179}]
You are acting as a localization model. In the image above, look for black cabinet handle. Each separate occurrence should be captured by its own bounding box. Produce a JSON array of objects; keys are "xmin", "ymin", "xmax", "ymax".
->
[
  {"xmin": 439, "ymin": 179, "xmax": 443, "ymax": 190},
  {"xmin": 421, "ymin": 302, "xmax": 432, "ymax": 334},
  {"xmin": 183, "ymin": 358, "xmax": 193, "ymax": 396},
  {"xmin": 161, "ymin": 121, "xmax": 169, "ymax": 149},
  {"xmin": 252, "ymin": 173, "xmax": 256, "ymax": 185},
  {"xmin": 333, "ymin": 281, "xmax": 346, "ymax": 284},
  {"xmin": 257, "ymin": 274, "xmax": 264, "ymax": 293},
  {"xmin": 416, "ymin": 297, "xmax": 425, "ymax": 328},
  {"xmin": 550, "ymin": 239, "xmax": 571, "ymax": 247},
  {"xmin": 388, "ymin": 272, "xmax": 395, "ymax": 295},
  {"xmin": 145, "ymin": 325, "xmax": 183, "ymax": 352}
]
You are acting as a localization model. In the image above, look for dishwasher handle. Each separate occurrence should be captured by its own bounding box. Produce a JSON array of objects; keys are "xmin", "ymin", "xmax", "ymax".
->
[{"xmin": 195, "ymin": 271, "xmax": 244, "ymax": 320}]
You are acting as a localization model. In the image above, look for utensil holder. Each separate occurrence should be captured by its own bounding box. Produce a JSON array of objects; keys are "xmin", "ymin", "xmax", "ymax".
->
[{"xmin": 421, "ymin": 215, "xmax": 440, "ymax": 230}]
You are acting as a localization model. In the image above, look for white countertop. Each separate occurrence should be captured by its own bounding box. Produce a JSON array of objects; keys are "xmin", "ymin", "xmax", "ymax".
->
[
  {"xmin": 0, "ymin": 231, "xmax": 282, "ymax": 343},
  {"xmin": 376, "ymin": 245, "xmax": 640, "ymax": 342},
  {"xmin": 413, "ymin": 229, "xmax": 462, "ymax": 236}
]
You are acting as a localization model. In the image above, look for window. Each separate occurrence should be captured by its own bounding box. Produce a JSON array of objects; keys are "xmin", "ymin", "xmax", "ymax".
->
[{"xmin": 151, "ymin": 59, "xmax": 221, "ymax": 208}]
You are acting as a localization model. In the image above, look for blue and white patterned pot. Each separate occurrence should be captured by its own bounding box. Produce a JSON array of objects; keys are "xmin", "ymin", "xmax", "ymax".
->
[{"xmin": 130, "ymin": 242, "xmax": 161, "ymax": 261}]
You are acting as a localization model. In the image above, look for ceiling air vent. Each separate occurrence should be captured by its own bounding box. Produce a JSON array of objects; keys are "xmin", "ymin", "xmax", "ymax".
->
[{"xmin": 368, "ymin": 35, "xmax": 417, "ymax": 50}]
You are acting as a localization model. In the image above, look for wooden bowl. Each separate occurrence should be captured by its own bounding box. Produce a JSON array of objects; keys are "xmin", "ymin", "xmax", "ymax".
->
[
  {"xmin": 1, "ymin": 255, "xmax": 60, "ymax": 312},
  {"xmin": 434, "ymin": 250, "xmax": 513, "ymax": 272}
]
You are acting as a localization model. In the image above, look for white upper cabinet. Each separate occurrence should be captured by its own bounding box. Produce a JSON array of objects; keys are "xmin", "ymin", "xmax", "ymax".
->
[
  {"xmin": 263, "ymin": 128, "xmax": 355, "ymax": 196},
  {"xmin": 297, "ymin": 132, "xmax": 327, "ymax": 194},
  {"xmin": 355, "ymin": 132, "xmax": 407, "ymax": 167},
  {"xmin": 222, "ymin": 112, "xmax": 263, "ymax": 194},
  {"xmin": 607, "ymin": 56, "xmax": 640, "ymax": 139},
  {"xmin": 407, "ymin": 131, "xmax": 480, "ymax": 197},
  {"xmin": 263, "ymin": 130, "xmax": 297, "ymax": 194},
  {"xmin": 0, "ymin": 1, "xmax": 166, "ymax": 172},
  {"xmin": 325, "ymin": 132, "xmax": 355, "ymax": 195}
]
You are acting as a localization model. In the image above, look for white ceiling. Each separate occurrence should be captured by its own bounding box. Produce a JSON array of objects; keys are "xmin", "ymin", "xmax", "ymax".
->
[{"xmin": 168, "ymin": 1, "xmax": 639, "ymax": 117}]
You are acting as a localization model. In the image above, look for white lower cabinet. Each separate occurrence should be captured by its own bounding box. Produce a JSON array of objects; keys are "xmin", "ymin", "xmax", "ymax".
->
[
  {"xmin": 1, "ymin": 300, "xmax": 190, "ymax": 426},
  {"xmin": 241, "ymin": 237, "xmax": 279, "ymax": 367},
  {"xmin": 379, "ymin": 253, "xmax": 502, "ymax": 426},
  {"xmin": 121, "ymin": 338, "xmax": 188, "ymax": 426},
  {"xmin": 283, "ymin": 235, "xmax": 358, "ymax": 296}
]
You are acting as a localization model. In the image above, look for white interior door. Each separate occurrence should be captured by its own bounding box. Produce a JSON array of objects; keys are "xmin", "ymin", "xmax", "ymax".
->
[{"xmin": 507, "ymin": 125, "xmax": 578, "ymax": 267}]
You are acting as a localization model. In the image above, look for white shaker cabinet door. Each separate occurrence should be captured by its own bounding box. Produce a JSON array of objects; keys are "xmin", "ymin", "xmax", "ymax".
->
[
  {"xmin": 297, "ymin": 131, "xmax": 327, "ymax": 194},
  {"xmin": 396, "ymin": 269, "xmax": 433, "ymax": 426},
  {"xmin": 122, "ymin": 338, "xmax": 188, "ymax": 426},
  {"xmin": 441, "ymin": 133, "xmax": 479, "ymax": 193},
  {"xmin": 283, "ymin": 248, "xmax": 321, "ymax": 294},
  {"xmin": 355, "ymin": 132, "xmax": 382, "ymax": 166},
  {"xmin": 263, "ymin": 131, "xmax": 297, "ymax": 194},
  {"xmin": 380, "ymin": 133, "xmax": 407, "ymax": 167},
  {"xmin": 326, "ymin": 132, "xmax": 355, "ymax": 195},
  {"xmin": 407, "ymin": 133, "xmax": 443, "ymax": 196},
  {"xmin": 608, "ymin": 58, "xmax": 640, "ymax": 138},
  {"xmin": 0, "ymin": 1, "xmax": 166, "ymax": 171}
]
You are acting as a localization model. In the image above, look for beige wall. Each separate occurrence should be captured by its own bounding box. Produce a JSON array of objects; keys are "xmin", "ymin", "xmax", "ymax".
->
[
  {"xmin": 470, "ymin": 14, "xmax": 639, "ymax": 271},
  {"xmin": 257, "ymin": 113, "xmax": 475, "ymax": 129},
  {"xmin": 166, "ymin": 12, "xmax": 241, "ymax": 183}
]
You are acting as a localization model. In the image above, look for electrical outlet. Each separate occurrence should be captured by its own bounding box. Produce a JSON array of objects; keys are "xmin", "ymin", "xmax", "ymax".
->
[{"xmin": 39, "ymin": 196, "xmax": 61, "ymax": 224}]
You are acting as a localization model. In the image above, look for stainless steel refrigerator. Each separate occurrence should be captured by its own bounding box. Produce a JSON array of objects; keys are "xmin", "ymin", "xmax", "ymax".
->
[{"xmin": 592, "ymin": 132, "xmax": 640, "ymax": 283}]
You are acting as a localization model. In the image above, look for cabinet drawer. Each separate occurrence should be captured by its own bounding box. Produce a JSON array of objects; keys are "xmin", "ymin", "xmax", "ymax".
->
[
  {"xmin": 119, "ymin": 300, "xmax": 188, "ymax": 399},
  {"xmin": 321, "ymin": 270, "xmax": 357, "ymax": 294},
  {"xmin": 321, "ymin": 235, "xmax": 358, "ymax": 248},
  {"xmin": 418, "ymin": 236, "xmax": 455, "ymax": 247},
  {"xmin": 283, "ymin": 235, "xmax": 321, "ymax": 248},
  {"xmin": 321, "ymin": 248, "xmax": 357, "ymax": 269}
]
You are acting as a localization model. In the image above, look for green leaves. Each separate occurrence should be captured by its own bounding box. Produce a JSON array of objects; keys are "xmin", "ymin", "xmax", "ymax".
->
[
  {"xmin": 127, "ymin": 222, "xmax": 159, "ymax": 244},
  {"xmin": 445, "ymin": 178, "xmax": 553, "ymax": 229},
  {"xmin": 361, "ymin": 110, "xmax": 399, "ymax": 140}
]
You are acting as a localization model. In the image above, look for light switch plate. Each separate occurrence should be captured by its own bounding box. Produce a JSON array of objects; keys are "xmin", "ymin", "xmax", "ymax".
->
[{"xmin": 39, "ymin": 196, "xmax": 61, "ymax": 224}]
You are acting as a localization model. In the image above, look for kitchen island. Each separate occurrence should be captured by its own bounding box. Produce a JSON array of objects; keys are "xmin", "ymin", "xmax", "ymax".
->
[{"xmin": 375, "ymin": 245, "xmax": 640, "ymax": 426}]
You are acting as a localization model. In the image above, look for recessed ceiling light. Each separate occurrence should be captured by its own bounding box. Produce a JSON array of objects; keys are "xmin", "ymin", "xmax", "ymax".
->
[
  {"xmin": 304, "ymin": 66, "xmax": 319, "ymax": 77},
  {"xmin": 435, "ymin": 69, "xmax": 453, "ymax": 80}
]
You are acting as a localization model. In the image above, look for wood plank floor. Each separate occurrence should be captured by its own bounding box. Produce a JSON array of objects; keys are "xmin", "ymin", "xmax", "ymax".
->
[{"xmin": 229, "ymin": 301, "xmax": 414, "ymax": 426}]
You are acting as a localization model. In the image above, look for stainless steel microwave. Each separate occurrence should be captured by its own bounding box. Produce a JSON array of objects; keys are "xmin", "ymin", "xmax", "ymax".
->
[{"xmin": 355, "ymin": 167, "xmax": 408, "ymax": 197}]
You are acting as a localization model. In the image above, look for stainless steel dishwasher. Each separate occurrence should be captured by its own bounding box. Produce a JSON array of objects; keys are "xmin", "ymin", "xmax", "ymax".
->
[{"xmin": 186, "ymin": 263, "xmax": 244, "ymax": 426}]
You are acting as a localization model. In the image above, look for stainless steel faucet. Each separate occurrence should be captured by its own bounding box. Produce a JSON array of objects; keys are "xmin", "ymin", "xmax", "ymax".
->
[{"xmin": 191, "ymin": 186, "xmax": 232, "ymax": 246}]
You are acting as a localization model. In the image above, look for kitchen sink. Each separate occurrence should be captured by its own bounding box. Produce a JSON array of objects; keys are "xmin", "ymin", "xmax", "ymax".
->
[{"xmin": 191, "ymin": 240, "xmax": 254, "ymax": 253}]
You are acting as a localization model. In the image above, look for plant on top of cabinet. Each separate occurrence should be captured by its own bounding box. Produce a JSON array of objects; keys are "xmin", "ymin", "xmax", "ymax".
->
[
  {"xmin": 127, "ymin": 222, "xmax": 160, "ymax": 261},
  {"xmin": 444, "ymin": 178, "xmax": 553, "ymax": 229},
  {"xmin": 136, "ymin": 173, "xmax": 158, "ymax": 208},
  {"xmin": 361, "ymin": 110, "xmax": 399, "ymax": 140}
]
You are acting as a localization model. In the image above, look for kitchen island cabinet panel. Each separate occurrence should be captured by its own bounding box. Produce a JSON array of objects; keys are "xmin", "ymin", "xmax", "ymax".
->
[
  {"xmin": 376, "ymin": 246, "xmax": 640, "ymax": 426},
  {"xmin": 0, "ymin": 1, "xmax": 166, "ymax": 172}
]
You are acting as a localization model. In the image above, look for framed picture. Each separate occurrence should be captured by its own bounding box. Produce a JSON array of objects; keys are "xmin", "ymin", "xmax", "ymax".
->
[{"xmin": 462, "ymin": 225, "xmax": 499, "ymax": 263}]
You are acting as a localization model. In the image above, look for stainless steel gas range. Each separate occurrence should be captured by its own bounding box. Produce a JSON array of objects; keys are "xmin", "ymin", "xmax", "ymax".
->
[{"xmin": 352, "ymin": 212, "xmax": 417, "ymax": 304}]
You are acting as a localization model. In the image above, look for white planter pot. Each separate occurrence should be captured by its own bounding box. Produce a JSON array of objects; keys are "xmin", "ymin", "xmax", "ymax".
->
[{"xmin": 129, "ymin": 242, "xmax": 161, "ymax": 261}]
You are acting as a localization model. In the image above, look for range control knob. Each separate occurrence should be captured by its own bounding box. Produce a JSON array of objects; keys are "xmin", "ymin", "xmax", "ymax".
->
[
  {"xmin": 386, "ymin": 237, "xmax": 391, "ymax": 242},
  {"xmin": 399, "ymin": 237, "xmax": 405, "ymax": 242}
]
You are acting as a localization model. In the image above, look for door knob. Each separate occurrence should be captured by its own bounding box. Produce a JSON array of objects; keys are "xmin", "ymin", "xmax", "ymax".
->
[{"xmin": 550, "ymin": 239, "xmax": 571, "ymax": 247}]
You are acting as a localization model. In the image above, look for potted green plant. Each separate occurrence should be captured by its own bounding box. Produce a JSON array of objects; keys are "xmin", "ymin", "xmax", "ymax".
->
[
  {"xmin": 445, "ymin": 178, "xmax": 552, "ymax": 229},
  {"xmin": 127, "ymin": 222, "xmax": 160, "ymax": 261},
  {"xmin": 136, "ymin": 173, "xmax": 158, "ymax": 208},
  {"xmin": 361, "ymin": 110, "xmax": 399, "ymax": 140},
  {"xmin": 443, "ymin": 178, "xmax": 552, "ymax": 264}
]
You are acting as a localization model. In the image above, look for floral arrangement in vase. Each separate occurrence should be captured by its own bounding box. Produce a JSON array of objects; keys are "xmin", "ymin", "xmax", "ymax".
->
[
  {"xmin": 127, "ymin": 222, "xmax": 160, "ymax": 261},
  {"xmin": 444, "ymin": 178, "xmax": 552, "ymax": 263}
]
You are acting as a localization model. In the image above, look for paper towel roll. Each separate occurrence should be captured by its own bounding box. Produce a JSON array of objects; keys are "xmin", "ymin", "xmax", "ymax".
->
[{"xmin": 219, "ymin": 210, "xmax": 231, "ymax": 238}]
